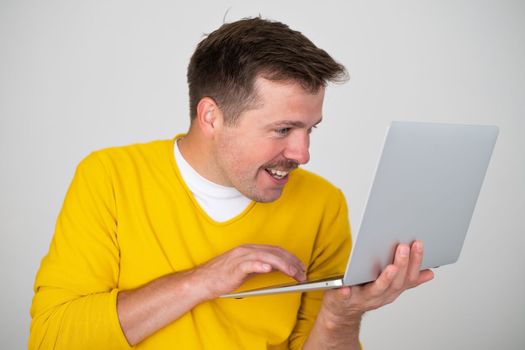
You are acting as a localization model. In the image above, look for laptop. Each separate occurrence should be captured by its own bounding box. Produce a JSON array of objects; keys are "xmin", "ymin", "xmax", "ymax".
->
[{"xmin": 221, "ymin": 121, "xmax": 499, "ymax": 298}]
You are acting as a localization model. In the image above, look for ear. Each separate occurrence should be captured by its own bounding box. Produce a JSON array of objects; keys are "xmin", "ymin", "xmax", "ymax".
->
[{"xmin": 195, "ymin": 97, "xmax": 223, "ymax": 138}]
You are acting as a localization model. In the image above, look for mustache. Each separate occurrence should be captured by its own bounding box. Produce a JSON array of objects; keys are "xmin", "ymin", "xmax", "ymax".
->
[{"xmin": 263, "ymin": 160, "xmax": 299, "ymax": 171}]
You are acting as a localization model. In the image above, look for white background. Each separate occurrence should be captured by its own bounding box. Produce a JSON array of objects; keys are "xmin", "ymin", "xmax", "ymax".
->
[{"xmin": 1, "ymin": 1, "xmax": 524, "ymax": 349}]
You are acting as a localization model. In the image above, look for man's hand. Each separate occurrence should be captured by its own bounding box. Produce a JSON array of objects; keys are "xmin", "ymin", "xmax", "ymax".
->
[
  {"xmin": 189, "ymin": 244, "xmax": 307, "ymax": 301},
  {"xmin": 304, "ymin": 241, "xmax": 434, "ymax": 350},
  {"xmin": 117, "ymin": 243, "xmax": 306, "ymax": 345},
  {"xmin": 325, "ymin": 240, "xmax": 434, "ymax": 318}
]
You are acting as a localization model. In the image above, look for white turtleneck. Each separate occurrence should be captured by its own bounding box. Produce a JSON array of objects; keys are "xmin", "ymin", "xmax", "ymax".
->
[{"xmin": 174, "ymin": 140, "xmax": 251, "ymax": 222}]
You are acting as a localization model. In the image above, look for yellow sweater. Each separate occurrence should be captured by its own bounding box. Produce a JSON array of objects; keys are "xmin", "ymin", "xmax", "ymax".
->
[{"xmin": 30, "ymin": 138, "xmax": 351, "ymax": 350}]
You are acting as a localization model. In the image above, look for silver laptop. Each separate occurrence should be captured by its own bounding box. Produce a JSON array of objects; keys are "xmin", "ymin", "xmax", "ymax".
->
[{"xmin": 222, "ymin": 121, "xmax": 499, "ymax": 298}]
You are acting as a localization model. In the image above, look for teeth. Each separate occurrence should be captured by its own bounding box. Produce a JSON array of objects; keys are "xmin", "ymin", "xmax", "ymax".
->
[{"xmin": 267, "ymin": 168, "xmax": 289, "ymax": 179}]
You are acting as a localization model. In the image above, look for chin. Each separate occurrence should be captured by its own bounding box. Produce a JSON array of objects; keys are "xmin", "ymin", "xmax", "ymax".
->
[{"xmin": 249, "ymin": 188, "xmax": 284, "ymax": 203}]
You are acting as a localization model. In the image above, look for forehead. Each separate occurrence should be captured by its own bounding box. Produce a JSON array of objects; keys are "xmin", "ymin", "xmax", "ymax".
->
[{"xmin": 239, "ymin": 77, "xmax": 325, "ymax": 126}]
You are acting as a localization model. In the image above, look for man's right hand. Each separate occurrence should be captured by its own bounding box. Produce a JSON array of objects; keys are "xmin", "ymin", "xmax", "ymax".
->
[
  {"xmin": 117, "ymin": 244, "xmax": 305, "ymax": 345},
  {"xmin": 189, "ymin": 244, "xmax": 307, "ymax": 301}
]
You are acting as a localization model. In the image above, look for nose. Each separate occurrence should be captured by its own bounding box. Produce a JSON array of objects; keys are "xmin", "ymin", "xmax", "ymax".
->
[{"xmin": 283, "ymin": 132, "xmax": 310, "ymax": 165}]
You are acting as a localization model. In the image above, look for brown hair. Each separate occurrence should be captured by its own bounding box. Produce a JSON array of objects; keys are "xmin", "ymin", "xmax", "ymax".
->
[{"xmin": 187, "ymin": 17, "xmax": 348, "ymax": 125}]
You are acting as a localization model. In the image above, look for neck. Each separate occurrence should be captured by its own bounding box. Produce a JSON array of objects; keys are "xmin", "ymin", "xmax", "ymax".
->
[{"xmin": 177, "ymin": 128, "xmax": 227, "ymax": 186}]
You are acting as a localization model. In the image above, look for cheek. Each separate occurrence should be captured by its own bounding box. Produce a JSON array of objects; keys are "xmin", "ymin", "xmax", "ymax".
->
[
  {"xmin": 220, "ymin": 134, "xmax": 284, "ymax": 173},
  {"xmin": 228, "ymin": 151, "xmax": 269, "ymax": 182},
  {"xmin": 220, "ymin": 143, "xmax": 258, "ymax": 176},
  {"xmin": 252, "ymin": 139, "xmax": 284, "ymax": 159}
]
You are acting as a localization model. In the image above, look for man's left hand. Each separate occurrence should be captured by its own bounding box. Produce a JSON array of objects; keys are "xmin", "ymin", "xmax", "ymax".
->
[
  {"xmin": 325, "ymin": 240, "xmax": 434, "ymax": 320},
  {"xmin": 304, "ymin": 241, "xmax": 434, "ymax": 349}
]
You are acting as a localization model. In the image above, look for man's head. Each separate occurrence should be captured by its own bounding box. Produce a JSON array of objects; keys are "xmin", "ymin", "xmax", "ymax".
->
[
  {"xmin": 182, "ymin": 18, "xmax": 347, "ymax": 203},
  {"xmin": 187, "ymin": 17, "xmax": 347, "ymax": 125}
]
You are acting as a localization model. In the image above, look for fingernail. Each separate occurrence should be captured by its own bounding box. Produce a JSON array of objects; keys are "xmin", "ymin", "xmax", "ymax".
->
[
  {"xmin": 400, "ymin": 246, "xmax": 409, "ymax": 257},
  {"xmin": 299, "ymin": 272, "xmax": 307, "ymax": 282},
  {"xmin": 289, "ymin": 265, "xmax": 298, "ymax": 276}
]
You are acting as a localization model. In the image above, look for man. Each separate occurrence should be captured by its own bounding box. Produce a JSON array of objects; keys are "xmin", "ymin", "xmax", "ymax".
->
[{"xmin": 29, "ymin": 18, "xmax": 433, "ymax": 349}]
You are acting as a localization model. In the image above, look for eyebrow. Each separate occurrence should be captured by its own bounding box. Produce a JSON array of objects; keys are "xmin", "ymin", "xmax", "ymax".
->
[{"xmin": 269, "ymin": 117, "xmax": 323, "ymax": 128}]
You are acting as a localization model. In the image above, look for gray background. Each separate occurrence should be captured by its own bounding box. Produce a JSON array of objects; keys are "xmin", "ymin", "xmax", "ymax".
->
[{"xmin": 1, "ymin": 0, "xmax": 524, "ymax": 349}]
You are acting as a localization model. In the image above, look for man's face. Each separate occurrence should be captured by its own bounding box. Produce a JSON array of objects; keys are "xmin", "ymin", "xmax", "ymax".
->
[{"xmin": 210, "ymin": 77, "xmax": 325, "ymax": 202}]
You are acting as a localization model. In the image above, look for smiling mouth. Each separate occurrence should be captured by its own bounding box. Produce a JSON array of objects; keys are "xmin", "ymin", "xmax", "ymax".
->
[
  {"xmin": 265, "ymin": 168, "xmax": 290, "ymax": 180},
  {"xmin": 264, "ymin": 160, "xmax": 299, "ymax": 180}
]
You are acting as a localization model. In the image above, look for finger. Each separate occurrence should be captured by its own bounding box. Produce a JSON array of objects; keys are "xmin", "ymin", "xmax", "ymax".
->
[
  {"xmin": 389, "ymin": 243, "xmax": 410, "ymax": 290},
  {"xmin": 367, "ymin": 264, "xmax": 398, "ymax": 297},
  {"xmin": 237, "ymin": 260, "xmax": 273, "ymax": 275},
  {"xmin": 406, "ymin": 241, "xmax": 425, "ymax": 286},
  {"xmin": 240, "ymin": 245, "xmax": 306, "ymax": 281},
  {"xmin": 415, "ymin": 269, "xmax": 434, "ymax": 286},
  {"xmin": 253, "ymin": 244, "xmax": 307, "ymax": 274},
  {"xmin": 240, "ymin": 249, "xmax": 306, "ymax": 281}
]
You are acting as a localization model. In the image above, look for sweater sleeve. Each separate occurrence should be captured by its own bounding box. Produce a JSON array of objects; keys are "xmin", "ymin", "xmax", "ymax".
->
[
  {"xmin": 29, "ymin": 152, "xmax": 132, "ymax": 350},
  {"xmin": 288, "ymin": 189, "xmax": 352, "ymax": 350}
]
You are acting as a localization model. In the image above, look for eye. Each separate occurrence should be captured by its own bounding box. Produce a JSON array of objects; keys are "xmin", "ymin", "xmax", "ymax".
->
[{"xmin": 275, "ymin": 127, "xmax": 291, "ymax": 136}]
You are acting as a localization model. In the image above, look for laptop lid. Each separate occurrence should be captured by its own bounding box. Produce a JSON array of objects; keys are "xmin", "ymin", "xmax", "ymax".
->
[{"xmin": 344, "ymin": 121, "xmax": 499, "ymax": 285}]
